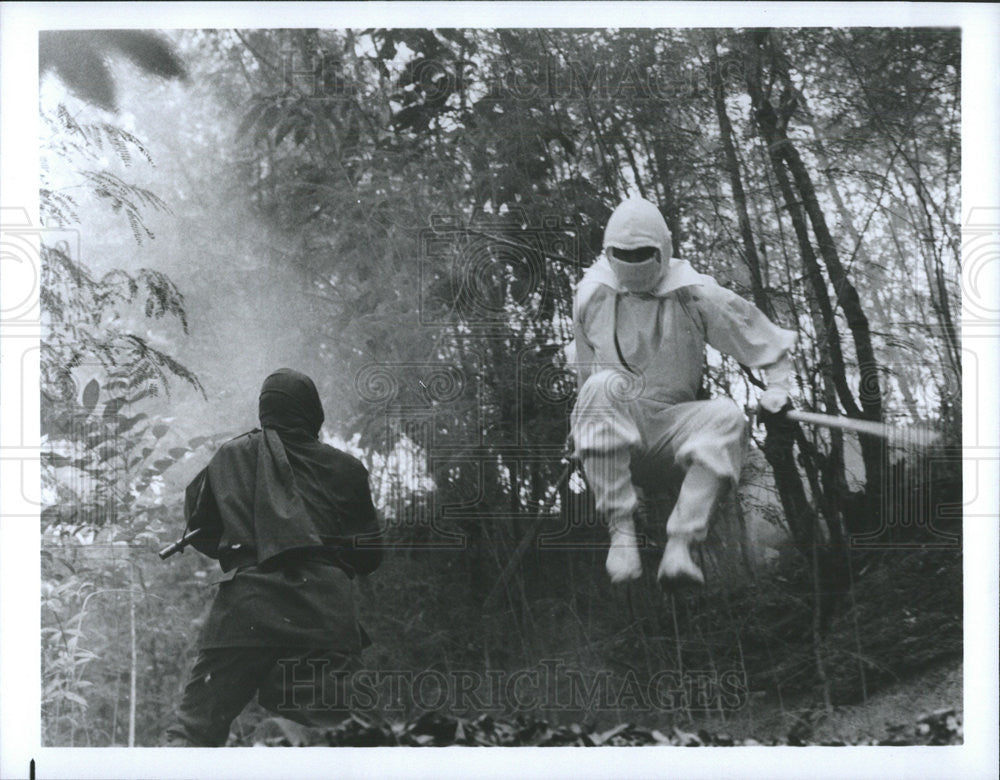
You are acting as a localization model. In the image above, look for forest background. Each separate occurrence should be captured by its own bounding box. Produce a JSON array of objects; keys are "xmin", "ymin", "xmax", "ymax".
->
[{"xmin": 36, "ymin": 26, "xmax": 965, "ymax": 746}]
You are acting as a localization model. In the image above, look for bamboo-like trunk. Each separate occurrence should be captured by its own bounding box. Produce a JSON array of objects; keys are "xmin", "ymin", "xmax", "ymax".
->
[
  {"xmin": 128, "ymin": 572, "xmax": 137, "ymax": 748},
  {"xmin": 708, "ymin": 32, "xmax": 770, "ymax": 317},
  {"xmin": 797, "ymin": 105, "xmax": 926, "ymax": 420},
  {"xmin": 746, "ymin": 67, "xmax": 860, "ymax": 418},
  {"xmin": 744, "ymin": 30, "xmax": 884, "ymax": 526},
  {"xmin": 711, "ymin": 33, "xmax": 827, "ymax": 556}
]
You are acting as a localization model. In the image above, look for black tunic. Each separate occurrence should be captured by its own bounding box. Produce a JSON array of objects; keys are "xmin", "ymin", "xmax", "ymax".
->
[{"xmin": 182, "ymin": 372, "xmax": 382, "ymax": 651}]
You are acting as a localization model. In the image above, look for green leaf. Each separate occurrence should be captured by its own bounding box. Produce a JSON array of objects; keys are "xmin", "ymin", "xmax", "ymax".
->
[
  {"xmin": 119, "ymin": 412, "xmax": 148, "ymax": 433},
  {"xmin": 236, "ymin": 99, "xmax": 268, "ymax": 138},
  {"xmin": 103, "ymin": 396, "xmax": 127, "ymax": 418},
  {"xmin": 81, "ymin": 379, "xmax": 100, "ymax": 411},
  {"xmin": 62, "ymin": 690, "xmax": 89, "ymax": 708}
]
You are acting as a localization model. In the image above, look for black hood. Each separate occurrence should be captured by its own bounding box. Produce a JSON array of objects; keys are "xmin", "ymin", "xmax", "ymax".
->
[{"xmin": 258, "ymin": 368, "xmax": 324, "ymax": 437}]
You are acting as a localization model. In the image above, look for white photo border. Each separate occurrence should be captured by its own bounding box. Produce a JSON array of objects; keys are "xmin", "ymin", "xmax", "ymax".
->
[{"xmin": 2, "ymin": 2, "xmax": 997, "ymax": 778}]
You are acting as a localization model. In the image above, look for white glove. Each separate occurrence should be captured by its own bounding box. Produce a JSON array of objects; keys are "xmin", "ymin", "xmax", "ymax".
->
[
  {"xmin": 760, "ymin": 353, "xmax": 794, "ymax": 414},
  {"xmin": 759, "ymin": 387, "xmax": 791, "ymax": 414}
]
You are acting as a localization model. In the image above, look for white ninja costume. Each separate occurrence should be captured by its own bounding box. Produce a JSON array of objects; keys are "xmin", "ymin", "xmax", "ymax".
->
[{"xmin": 569, "ymin": 197, "xmax": 796, "ymax": 584}]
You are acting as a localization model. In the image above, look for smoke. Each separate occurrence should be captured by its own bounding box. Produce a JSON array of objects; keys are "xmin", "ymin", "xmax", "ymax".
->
[{"xmin": 40, "ymin": 37, "xmax": 358, "ymax": 450}]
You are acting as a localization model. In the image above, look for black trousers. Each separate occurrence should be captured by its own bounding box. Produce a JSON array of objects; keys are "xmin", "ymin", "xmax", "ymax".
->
[{"xmin": 165, "ymin": 647, "xmax": 359, "ymax": 746}]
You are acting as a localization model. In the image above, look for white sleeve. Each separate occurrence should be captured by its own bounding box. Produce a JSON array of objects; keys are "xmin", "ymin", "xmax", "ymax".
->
[
  {"xmin": 570, "ymin": 303, "xmax": 596, "ymax": 389},
  {"xmin": 694, "ymin": 281, "xmax": 797, "ymax": 371}
]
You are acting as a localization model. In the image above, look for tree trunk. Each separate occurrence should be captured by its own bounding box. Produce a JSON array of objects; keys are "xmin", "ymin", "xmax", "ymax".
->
[
  {"xmin": 650, "ymin": 137, "xmax": 682, "ymax": 247},
  {"xmin": 708, "ymin": 33, "xmax": 771, "ymax": 317},
  {"xmin": 762, "ymin": 417, "xmax": 816, "ymax": 554},
  {"xmin": 744, "ymin": 30, "xmax": 884, "ymax": 527},
  {"xmin": 128, "ymin": 571, "xmax": 137, "ymax": 748},
  {"xmin": 796, "ymin": 105, "xmax": 926, "ymax": 420},
  {"xmin": 713, "ymin": 33, "xmax": 834, "ymax": 558}
]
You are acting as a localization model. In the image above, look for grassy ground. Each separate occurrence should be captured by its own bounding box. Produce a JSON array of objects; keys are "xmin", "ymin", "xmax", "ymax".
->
[
  {"xmin": 224, "ymin": 545, "xmax": 963, "ymax": 746},
  {"xmin": 686, "ymin": 656, "xmax": 962, "ymax": 744},
  {"xmin": 233, "ymin": 656, "xmax": 963, "ymax": 746}
]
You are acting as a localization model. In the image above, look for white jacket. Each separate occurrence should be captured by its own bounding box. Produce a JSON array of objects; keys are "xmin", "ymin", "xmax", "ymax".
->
[{"xmin": 570, "ymin": 199, "xmax": 796, "ymax": 403}]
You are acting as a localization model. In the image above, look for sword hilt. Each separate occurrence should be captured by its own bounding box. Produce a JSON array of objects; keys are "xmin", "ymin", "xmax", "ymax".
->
[{"xmin": 158, "ymin": 527, "xmax": 204, "ymax": 560}]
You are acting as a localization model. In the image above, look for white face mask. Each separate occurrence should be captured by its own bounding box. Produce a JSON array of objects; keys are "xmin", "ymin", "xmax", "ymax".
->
[{"xmin": 607, "ymin": 249, "xmax": 662, "ymax": 293}]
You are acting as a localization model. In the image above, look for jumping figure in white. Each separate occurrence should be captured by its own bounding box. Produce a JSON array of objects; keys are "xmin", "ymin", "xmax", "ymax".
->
[{"xmin": 569, "ymin": 197, "xmax": 796, "ymax": 586}]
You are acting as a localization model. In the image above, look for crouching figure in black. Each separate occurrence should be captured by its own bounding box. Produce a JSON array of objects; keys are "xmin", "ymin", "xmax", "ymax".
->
[{"xmin": 165, "ymin": 369, "xmax": 383, "ymax": 746}]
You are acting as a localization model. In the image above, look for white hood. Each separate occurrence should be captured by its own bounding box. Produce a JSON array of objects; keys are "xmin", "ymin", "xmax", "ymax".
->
[
  {"xmin": 603, "ymin": 196, "xmax": 673, "ymax": 258},
  {"xmin": 574, "ymin": 198, "xmax": 706, "ymax": 317},
  {"xmin": 602, "ymin": 197, "xmax": 674, "ymax": 292}
]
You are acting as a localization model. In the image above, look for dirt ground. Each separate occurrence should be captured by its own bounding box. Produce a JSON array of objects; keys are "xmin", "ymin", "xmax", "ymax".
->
[{"xmin": 683, "ymin": 658, "xmax": 963, "ymax": 744}]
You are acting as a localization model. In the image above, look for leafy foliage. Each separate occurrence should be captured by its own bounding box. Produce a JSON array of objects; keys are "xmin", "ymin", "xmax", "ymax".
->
[
  {"xmin": 43, "ymin": 105, "xmax": 171, "ymax": 243},
  {"xmin": 242, "ymin": 707, "xmax": 962, "ymax": 747},
  {"xmin": 40, "ymin": 30, "xmax": 187, "ymax": 112},
  {"xmin": 38, "ymin": 28, "xmax": 963, "ymax": 746},
  {"xmin": 41, "ymin": 243, "xmax": 198, "ymax": 396},
  {"xmin": 39, "ymin": 34, "xmax": 208, "ymax": 746}
]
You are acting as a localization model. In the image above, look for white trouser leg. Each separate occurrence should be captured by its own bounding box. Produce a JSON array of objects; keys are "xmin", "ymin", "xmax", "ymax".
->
[
  {"xmin": 666, "ymin": 462, "xmax": 728, "ymax": 542},
  {"xmin": 657, "ymin": 464, "xmax": 728, "ymax": 584},
  {"xmin": 571, "ymin": 371, "xmax": 643, "ymax": 582},
  {"xmin": 631, "ymin": 397, "xmax": 747, "ymax": 586}
]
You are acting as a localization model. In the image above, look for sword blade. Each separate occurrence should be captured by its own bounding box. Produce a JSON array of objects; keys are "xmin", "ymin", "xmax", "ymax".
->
[{"xmin": 782, "ymin": 409, "xmax": 940, "ymax": 446}]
